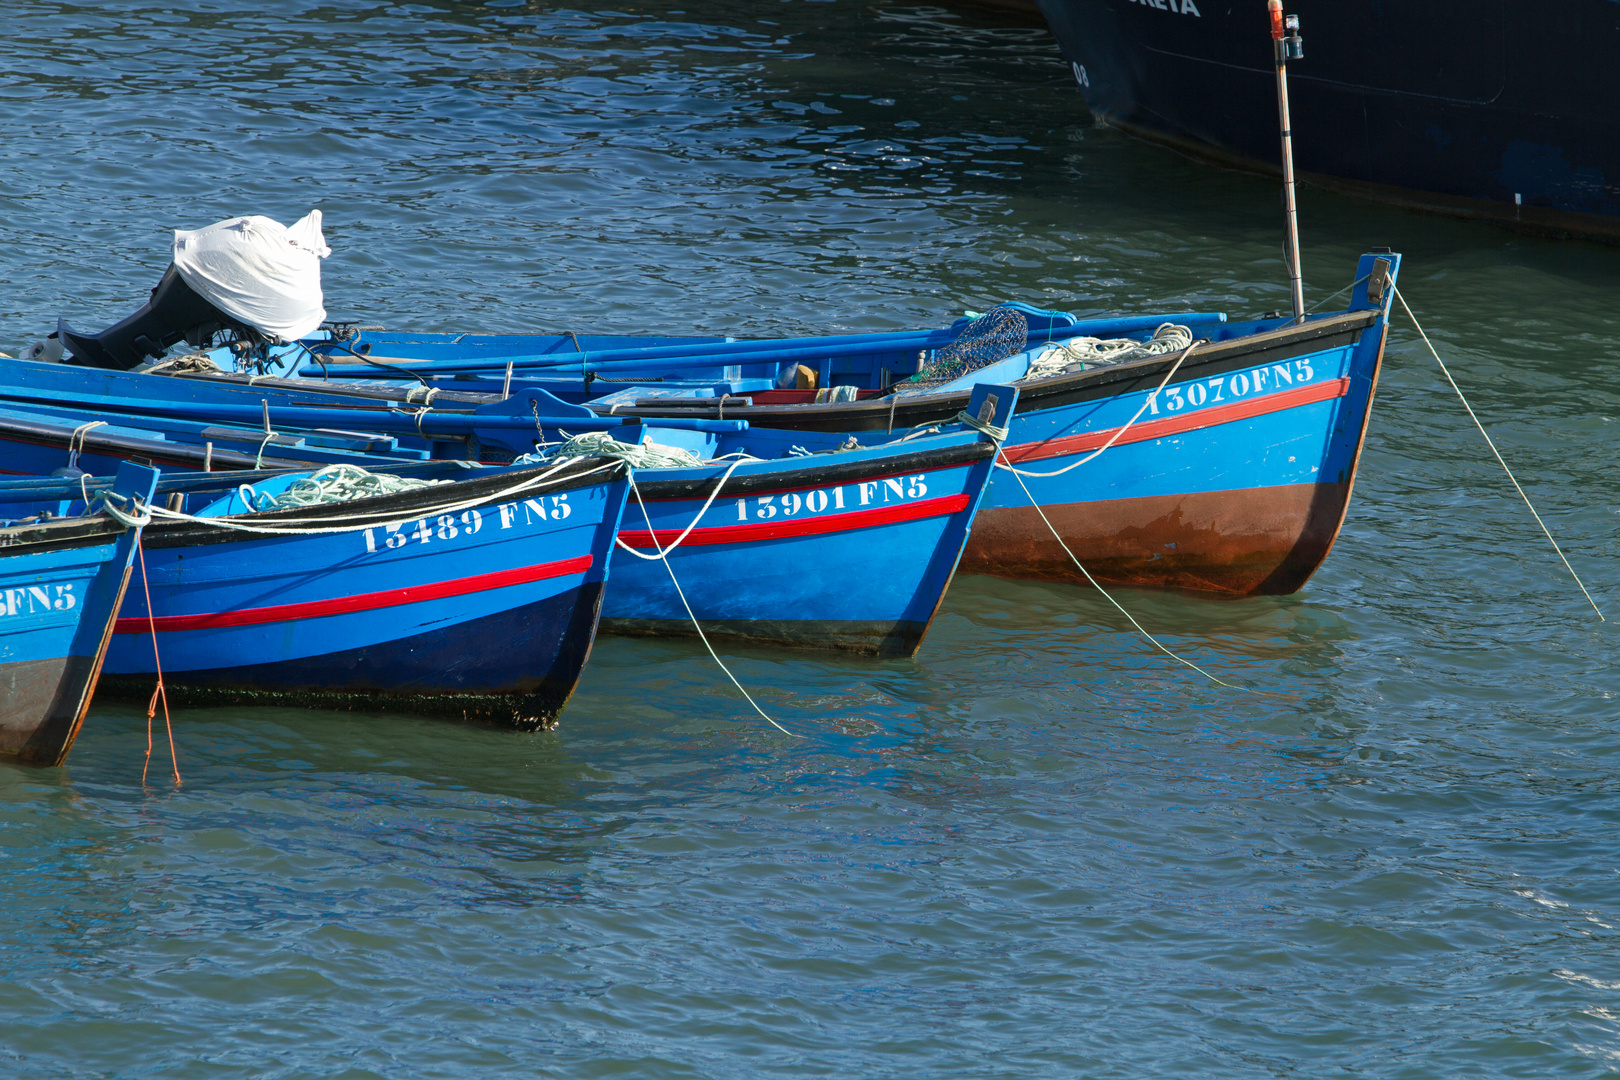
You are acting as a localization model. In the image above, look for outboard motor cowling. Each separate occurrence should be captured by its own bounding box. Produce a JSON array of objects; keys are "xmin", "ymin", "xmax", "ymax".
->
[
  {"xmin": 59, "ymin": 264, "xmax": 249, "ymax": 370},
  {"xmin": 58, "ymin": 210, "xmax": 331, "ymax": 370}
]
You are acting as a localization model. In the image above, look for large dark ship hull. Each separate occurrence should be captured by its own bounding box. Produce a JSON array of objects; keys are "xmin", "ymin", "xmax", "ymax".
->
[{"xmin": 1035, "ymin": 0, "xmax": 1620, "ymax": 241}]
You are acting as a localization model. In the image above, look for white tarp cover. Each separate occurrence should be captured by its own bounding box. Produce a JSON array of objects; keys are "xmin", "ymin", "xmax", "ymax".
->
[{"xmin": 171, "ymin": 210, "xmax": 331, "ymax": 341}]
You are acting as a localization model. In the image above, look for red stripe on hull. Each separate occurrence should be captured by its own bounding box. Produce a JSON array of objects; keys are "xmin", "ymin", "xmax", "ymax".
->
[
  {"xmin": 619, "ymin": 493, "xmax": 970, "ymax": 549},
  {"xmin": 1000, "ymin": 377, "xmax": 1351, "ymax": 465},
  {"xmin": 113, "ymin": 554, "xmax": 594, "ymax": 635}
]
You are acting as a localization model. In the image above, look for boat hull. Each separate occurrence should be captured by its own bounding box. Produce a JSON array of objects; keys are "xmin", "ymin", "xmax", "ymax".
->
[
  {"xmin": 0, "ymin": 465, "xmax": 157, "ymax": 765},
  {"xmin": 602, "ymin": 259, "xmax": 1393, "ymax": 597},
  {"xmin": 100, "ymin": 462, "xmax": 629, "ymax": 728},
  {"xmin": 1035, "ymin": 0, "xmax": 1620, "ymax": 241},
  {"xmin": 603, "ymin": 438, "xmax": 999, "ymax": 656},
  {"xmin": 0, "ymin": 544, "xmax": 129, "ymax": 764},
  {"xmin": 961, "ymin": 320, "xmax": 1387, "ymax": 595},
  {"xmin": 964, "ymin": 478, "xmax": 1353, "ymax": 596}
]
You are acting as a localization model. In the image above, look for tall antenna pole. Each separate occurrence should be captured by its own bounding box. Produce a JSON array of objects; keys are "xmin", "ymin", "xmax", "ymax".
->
[{"xmin": 1269, "ymin": 0, "xmax": 1305, "ymax": 322}]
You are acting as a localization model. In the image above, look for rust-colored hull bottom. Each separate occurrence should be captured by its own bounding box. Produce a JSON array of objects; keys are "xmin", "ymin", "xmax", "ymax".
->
[
  {"xmin": 960, "ymin": 481, "xmax": 1351, "ymax": 597},
  {"xmin": 0, "ymin": 655, "xmax": 101, "ymax": 764}
]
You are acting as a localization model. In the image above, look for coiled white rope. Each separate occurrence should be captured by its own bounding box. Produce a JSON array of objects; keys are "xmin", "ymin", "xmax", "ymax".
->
[
  {"xmin": 1024, "ymin": 323, "xmax": 1192, "ymax": 381},
  {"xmin": 522, "ymin": 430, "xmax": 713, "ymax": 470},
  {"xmin": 240, "ymin": 463, "xmax": 450, "ymax": 512},
  {"xmin": 995, "ymin": 339, "xmax": 1200, "ymax": 479},
  {"xmin": 1393, "ymin": 283, "xmax": 1603, "ymax": 621}
]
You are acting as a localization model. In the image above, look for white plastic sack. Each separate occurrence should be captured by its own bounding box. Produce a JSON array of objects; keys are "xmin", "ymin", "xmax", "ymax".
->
[{"xmin": 171, "ymin": 210, "xmax": 331, "ymax": 341}]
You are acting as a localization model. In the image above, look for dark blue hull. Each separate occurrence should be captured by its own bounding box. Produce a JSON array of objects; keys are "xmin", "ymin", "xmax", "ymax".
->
[
  {"xmin": 1037, "ymin": 0, "xmax": 1620, "ymax": 240},
  {"xmin": 0, "ymin": 463, "xmax": 158, "ymax": 765},
  {"xmin": 99, "ymin": 462, "xmax": 630, "ymax": 729},
  {"xmin": 99, "ymin": 583, "xmax": 605, "ymax": 726}
]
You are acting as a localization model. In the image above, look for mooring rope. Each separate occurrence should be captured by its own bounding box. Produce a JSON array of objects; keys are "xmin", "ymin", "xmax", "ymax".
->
[
  {"xmin": 621, "ymin": 468, "xmax": 798, "ymax": 738},
  {"xmin": 1304, "ymin": 271, "xmax": 1371, "ymax": 316},
  {"xmin": 135, "ymin": 536, "xmax": 181, "ymax": 786},
  {"xmin": 99, "ymin": 491, "xmax": 154, "ymax": 529},
  {"xmin": 998, "ymin": 452, "xmax": 1244, "ymax": 688},
  {"xmin": 995, "ymin": 339, "xmax": 1200, "ymax": 479},
  {"xmin": 65, "ymin": 420, "xmax": 107, "ymax": 472},
  {"xmin": 1392, "ymin": 283, "xmax": 1603, "ymax": 621},
  {"xmin": 609, "ymin": 456, "xmax": 755, "ymax": 561},
  {"xmin": 952, "ymin": 406, "xmax": 1238, "ymax": 686}
]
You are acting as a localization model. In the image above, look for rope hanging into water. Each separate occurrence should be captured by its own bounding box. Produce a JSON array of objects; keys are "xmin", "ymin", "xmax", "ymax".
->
[
  {"xmin": 525, "ymin": 431, "xmax": 794, "ymax": 735},
  {"xmin": 998, "ymin": 448, "xmax": 1244, "ymax": 689},
  {"xmin": 953, "ymin": 407, "xmax": 1240, "ymax": 686},
  {"xmin": 135, "ymin": 537, "xmax": 181, "ymax": 787},
  {"xmin": 621, "ymin": 469, "xmax": 799, "ymax": 738},
  {"xmin": 610, "ymin": 456, "xmax": 755, "ymax": 562},
  {"xmin": 995, "ymin": 338, "xmax": 1201, "ymax": 479},
  {"xmin": 1392, "ymin": 283, "xmax": 1603, "ymax": 622}
]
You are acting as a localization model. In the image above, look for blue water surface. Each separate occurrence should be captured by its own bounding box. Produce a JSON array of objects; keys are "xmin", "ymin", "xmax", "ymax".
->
[{"xmin": 2, "ymin": 2, "xmax": 1620, "ymax": 1077}]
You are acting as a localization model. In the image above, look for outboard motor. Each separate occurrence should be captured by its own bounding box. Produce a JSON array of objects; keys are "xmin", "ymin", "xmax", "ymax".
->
[
  {"xmin": 58, "ymin": 264, "xmax": 251, "ymax": 370},
  {"xmin": 57, "ymin": 210, "xmax": 332, "ymax": 370}
]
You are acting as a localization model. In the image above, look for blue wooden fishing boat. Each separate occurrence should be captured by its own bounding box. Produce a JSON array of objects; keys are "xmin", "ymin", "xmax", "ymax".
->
[
  {"xmin": 0, "ymin": 365, "xmax": 1015, "ymax": 657},
  {"xmin": 37, "ymin": 244, "xmax": 1397, "ymax": 598},
  {"xmin": 0, "ymin": 462, "xmax": 158, "ymax": 765},
  {"xmin": 237, "ymin": 250, "xmax": 1397, "ymax": 597},
  {"xmin": 598, "ymin": 383, "xmax": 1016, "ymax": 656},
  {"xmin": 94, "ymin": 457, "xmax": 632, "ymax": 727}
]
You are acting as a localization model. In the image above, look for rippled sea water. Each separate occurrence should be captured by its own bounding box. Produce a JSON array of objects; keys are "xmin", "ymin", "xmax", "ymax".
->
[{"xmin": 3, "ymin": 2, "xmax": 1620, "ymax": 1076}]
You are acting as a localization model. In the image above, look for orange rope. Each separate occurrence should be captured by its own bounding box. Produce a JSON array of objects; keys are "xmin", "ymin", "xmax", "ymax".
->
[{"xmin": 136, "ymin": 537, "xmax": 180, "ymax": 786}]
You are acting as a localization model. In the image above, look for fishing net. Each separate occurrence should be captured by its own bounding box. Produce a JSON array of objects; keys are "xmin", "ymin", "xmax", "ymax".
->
[
  {"xmin": 894, "ymin": 305, "xmax": 1029, "ymax": 395},
  {"xmin": 248, "ymin": 463, "xmax": 449, "ymax": 511},
  {"xmin": 521, "ymin": 430, "xmax": 713, "ymax": 469}
]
